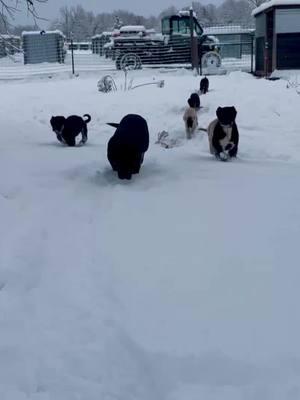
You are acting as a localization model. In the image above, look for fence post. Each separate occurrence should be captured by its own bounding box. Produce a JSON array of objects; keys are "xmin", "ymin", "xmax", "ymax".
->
[
  {"xmin": 251, "ymin": 36, "xmax": 254, "ymax": 74},
  {"xmin": 189, "ymin": 8, "xmax": 199, "ymax": 74},
  {"xmin": 70, "ymin": 33, "xmax": 75, "ymax": 75},
  {"xmin": 199, "ymin": 46, "xmax": 202, "ymax": 76}
]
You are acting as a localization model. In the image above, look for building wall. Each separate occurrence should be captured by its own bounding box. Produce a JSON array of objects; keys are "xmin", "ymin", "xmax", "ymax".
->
[
  {"xmin": 275, "ymin": 8, "xmax": 300, "ymax": 69},
  {"xmin": 255, "ymin": 13, "xmax": 266, "ymax": 38},
  {"xmin": 255, "ymin": 13, "xmax": 266, "ymax": 73},
  {"xmin": 255, "ymin": 6, "xmax": 300, "ymax": 73}
]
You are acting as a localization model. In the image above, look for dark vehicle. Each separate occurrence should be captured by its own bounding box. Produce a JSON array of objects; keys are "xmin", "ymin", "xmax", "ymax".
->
[{"xmin": 110, "ymin": 11, "xmax": 221, "ymax": 70}]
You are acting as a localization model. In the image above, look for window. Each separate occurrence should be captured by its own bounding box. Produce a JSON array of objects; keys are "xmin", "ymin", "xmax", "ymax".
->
[
  {"xmin": 178, "ymin": 19, "xmax": 190, "ymax": 34},
  {"xmin": 162, "ymin": 18, "xmax": 170, "ymax": 35}
]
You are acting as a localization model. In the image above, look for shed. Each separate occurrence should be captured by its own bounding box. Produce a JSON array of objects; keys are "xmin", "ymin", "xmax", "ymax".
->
[
  {"xmin": 252, "ymin": 0, "xmax": 300, "ymax": 75},
  {"xmin": 22, "ymin": 30, "xmax": 65, "ymax": 64},
  {"xmin": 203, "ymin": 26, "xmax": 254, "ymax": 59}
]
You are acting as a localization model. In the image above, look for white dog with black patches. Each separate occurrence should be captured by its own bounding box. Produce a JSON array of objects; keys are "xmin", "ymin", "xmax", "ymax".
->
[{"xmin": 207, "ymin": 106, "xmax": 239, "ymax": 161}]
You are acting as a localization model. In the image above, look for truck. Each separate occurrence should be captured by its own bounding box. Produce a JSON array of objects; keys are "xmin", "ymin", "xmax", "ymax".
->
[{"xmin": 105, "ymin": 11, "xmax": 221, "ymax": 70}]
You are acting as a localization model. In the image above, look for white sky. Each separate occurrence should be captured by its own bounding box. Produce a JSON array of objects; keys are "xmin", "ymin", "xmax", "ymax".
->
[{"xmin": 12, "ymin": 0, "xmax": 222, "ymax": 28}]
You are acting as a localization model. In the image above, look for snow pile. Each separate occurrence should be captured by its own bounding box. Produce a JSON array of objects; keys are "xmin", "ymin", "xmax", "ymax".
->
[
  {"xmin": 1, "ymin": 70, "xmax": 300, "ymax": 400},
  {"xmin": 120, "ymin": 26, "xmax": 146, "ymax": 33},
  {"xmin": 22, "ymin": 30, "xmax": 64, "ymax": 37}
]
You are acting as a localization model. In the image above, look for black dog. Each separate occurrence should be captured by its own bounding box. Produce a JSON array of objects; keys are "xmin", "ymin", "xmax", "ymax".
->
[
  {"xmin": 50, "ymin": 114, "xmax": 91, "ymax": 146},
  {"xmin": 200, "ymin": 77, "xmax": 209, "ymax": 94},
  {"xmin": 107, "ymin": 114, "xmax": 149, "ymax": 180},
  {"xmin": 187, "ymin": 93, "xmax": 200, "ymax": 110},
  {"xmin": 207, "ymin": 106, "xmax": 239, "ymax": 161}
]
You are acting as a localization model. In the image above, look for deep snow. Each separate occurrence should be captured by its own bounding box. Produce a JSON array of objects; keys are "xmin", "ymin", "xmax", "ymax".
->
[{"xmin": 1, "ymin": 69, "xmax": 300, "ymax": 400}]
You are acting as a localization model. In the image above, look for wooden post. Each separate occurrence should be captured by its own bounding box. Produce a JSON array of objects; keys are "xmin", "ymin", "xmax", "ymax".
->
[
  {"xmin": 264, "ymin": 40, "xmax": 269, "ymax": 78},
  {"xmin": 189, "ymin": 8, "xmax": 199, "ymax": 74},
  {"xmin": 70, "ymin": 32, "xmax": 75, "ymax": 75},
  {"xmin": 251, "ymin": 36, "xmax": 254, "ymax": 74}
]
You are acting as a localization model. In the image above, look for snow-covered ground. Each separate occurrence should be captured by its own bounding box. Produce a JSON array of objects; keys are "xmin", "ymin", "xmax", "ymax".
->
[
  {"xmin": 0, "ymin": 52, "xmax": 252, "ymax": 80},
  {"xmin": 1, "ymin": 70, "xmax": 300, "ymax": 400}
]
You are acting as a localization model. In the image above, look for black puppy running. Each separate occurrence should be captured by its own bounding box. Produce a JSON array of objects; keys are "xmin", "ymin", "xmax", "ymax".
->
[
  {"xmin": 107, "ymin": 114, "xmax": 149, "ymax": 180},
  {"xmin": 50, "ymin": 114, "xmax": 91, "ymax": 146},
  {"xmin": 187, "ymin": 93, "xmax": 200, "ymax": 110},
  {"xmin": 200, "ymin": 76, "xmax": 209, "ymax": 94}
]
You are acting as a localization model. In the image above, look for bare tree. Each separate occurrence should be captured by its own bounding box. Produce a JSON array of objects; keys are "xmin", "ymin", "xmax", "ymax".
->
[
  {"xmin": 0, "ymin": 0, "xmax": 47, "ymax": 29},
  {"xmin": 12, "ymin": 23, "xmax": 37, "ymax": 35},
  {"xmin": 247, "ymin": 0, "xmax": 268, "ymax": 8}
]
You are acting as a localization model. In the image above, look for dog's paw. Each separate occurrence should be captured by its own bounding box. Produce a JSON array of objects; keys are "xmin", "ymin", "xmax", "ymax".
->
[{"xmin": 217, "ymin": 152, "xmax": 229, "ymax": 162}]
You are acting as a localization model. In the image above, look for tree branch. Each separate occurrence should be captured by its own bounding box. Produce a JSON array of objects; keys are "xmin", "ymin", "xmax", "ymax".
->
[{"xmin": 0, "ymin": 0, "xmax": 48, "ymax": 25}]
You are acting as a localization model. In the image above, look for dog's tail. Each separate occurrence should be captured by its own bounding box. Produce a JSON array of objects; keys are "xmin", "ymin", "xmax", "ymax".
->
[
  {"xmin": 198, "ymin": 127, "xmax": 207, "ymax": 132},
  {"xmin": 107, "ymin": 122, "xmax": 119, "ymax": 128},
  {"xmin": 83, "ymin": 114, "xmax": 91, "ymax": 123}
]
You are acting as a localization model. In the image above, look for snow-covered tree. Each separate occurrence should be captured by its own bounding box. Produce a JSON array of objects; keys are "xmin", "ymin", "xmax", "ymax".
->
[
  {"xmin": 216, "ymin": 0, "xmax": 253, "ymax": 24},
  {"xmin": 12, "ymin": 24, "xmax": 38, "ymax": 35},
  {"xmin": 0, "ymin": 15, "xmax": 7, "ymax": 32},
  {"xmin": 113, "ymin": 16, "xmax": 123, "ymax": 30}
]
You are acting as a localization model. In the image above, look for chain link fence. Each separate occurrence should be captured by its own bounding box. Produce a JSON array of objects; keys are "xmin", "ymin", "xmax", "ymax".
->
[{"xmin": 0, "ymin": 25, "xmax": 255, "ymax": 80}]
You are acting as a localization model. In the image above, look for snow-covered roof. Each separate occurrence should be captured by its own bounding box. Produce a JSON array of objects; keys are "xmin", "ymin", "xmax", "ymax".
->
[
  {"xmin": 204, "ymin": 25, "xmax": 254, "ymax": 34},
  {"xmin": 91, "ymin": 31, "xmax": 114, "ymax": 39},
  {"xmin": 120, "ymin": 25, "xmax": 146, "ymax": 33},
  {"xmin": 22, "ymin": 30, "xmax": 64, "ymax": 37},
  {"xmin": 70, "ymin": 41, "xmax": 91, "ymax": 45},
  {"xmin": 178, "ymin": 10, "xmax": 197, "ymax": 18},
  {"xmin": 252, "ymin": 0, "xmax": 300, "ymax": 16}
]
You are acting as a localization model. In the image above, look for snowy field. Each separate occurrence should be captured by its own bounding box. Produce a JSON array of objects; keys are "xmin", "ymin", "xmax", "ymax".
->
[{"xmin": 1, "ymin": 70, "xmax": 300, "ymax": 400}]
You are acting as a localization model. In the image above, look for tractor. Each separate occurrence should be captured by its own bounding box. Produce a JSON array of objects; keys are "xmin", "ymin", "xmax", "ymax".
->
[{"xmin": 110, "ymin": 11, "xmax": 221, "ymax": 70}]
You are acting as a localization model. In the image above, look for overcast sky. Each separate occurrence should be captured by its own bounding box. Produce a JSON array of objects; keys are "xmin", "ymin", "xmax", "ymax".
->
[{"xmin": 13, "ymin": 0, "xmax": 221, "ymax": 27}]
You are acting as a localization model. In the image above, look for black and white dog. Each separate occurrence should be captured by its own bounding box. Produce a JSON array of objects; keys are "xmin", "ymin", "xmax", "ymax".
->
[
  {"xmin": 200, "ymin": 77, "xmax": 209, "ymax": 94},
  {"xmin": 50, "ymin": 114, "xmax": 91, "ymax": 146},
  {"xmin": 207, "ymin": 106, "xmax": 239, "ymax": 161},
  {"xmin": 107, "ymin": 114, "xmax": 149, "ymax": 180}
]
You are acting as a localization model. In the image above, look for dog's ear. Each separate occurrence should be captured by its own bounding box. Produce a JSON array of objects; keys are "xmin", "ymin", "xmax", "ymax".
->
[
  {"xmin": 187, "ymin": 98, "xmax": 193, "ymax": 107},
  {"xmin": 107, "ymin": 123, "xmax": 119, "ymax": 128},
  {"xmin": 216, "ymin": 107, "xmax": 222, "ymax": 119},
  {"xmin": 232, "ymin": 106, "xmax": 237, "ymax": 118}
]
